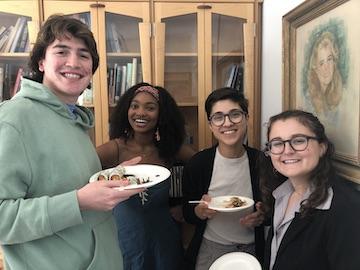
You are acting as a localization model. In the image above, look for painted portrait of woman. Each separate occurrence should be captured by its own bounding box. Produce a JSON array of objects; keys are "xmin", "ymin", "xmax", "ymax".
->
[
  {"xmin": 295, "ymin": 9, "xmax": 360, "ymax": 164},
  {"xmin": 307, "ymin": 31, "xmax": 343, "ymax": 114}
]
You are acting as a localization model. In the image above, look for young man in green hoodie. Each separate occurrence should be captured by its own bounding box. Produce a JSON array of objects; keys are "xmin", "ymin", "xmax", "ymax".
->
[{"xmin": 0, "ymin": 14, "xmax": 142, "ymax": 270}]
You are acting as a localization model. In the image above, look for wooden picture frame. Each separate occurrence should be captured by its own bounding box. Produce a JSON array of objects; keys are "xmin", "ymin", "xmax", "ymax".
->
[{"xmin": 283, "ymin": 0, "xmax": 360, "ymax": 183}]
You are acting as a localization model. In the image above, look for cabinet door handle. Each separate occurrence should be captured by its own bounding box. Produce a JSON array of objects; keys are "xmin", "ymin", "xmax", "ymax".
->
[
  {"xmin": 197, "ymin": 4, "xmax": 212, "ymax": 10},
  {"xmin": 90, "ymin": 3, "xmax": 105, "ymax": 8}
]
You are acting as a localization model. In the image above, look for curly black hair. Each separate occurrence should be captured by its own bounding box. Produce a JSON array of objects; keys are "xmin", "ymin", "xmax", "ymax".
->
[
  {"xmin": 260, "ymin": 109, "xmax": 335, "ymax": 218},
  {"xmin": 109, "ymin": 82, "xmax": 186, "ymax": 163}
]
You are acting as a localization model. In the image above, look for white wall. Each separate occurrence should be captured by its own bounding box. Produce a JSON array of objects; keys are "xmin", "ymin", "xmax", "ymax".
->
[{"xmin": 261, "ymin": 0, "xmax": 305, "ymax": 146}]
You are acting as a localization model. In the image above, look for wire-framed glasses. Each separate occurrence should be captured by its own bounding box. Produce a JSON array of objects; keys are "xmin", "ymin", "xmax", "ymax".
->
[
  {"xmin": 266, "ymin": 135, "xmax": 319, "ymax": 155},
  {"xmin": 208, "ymin": 109, "xmax": 246, "ymax": 127}
]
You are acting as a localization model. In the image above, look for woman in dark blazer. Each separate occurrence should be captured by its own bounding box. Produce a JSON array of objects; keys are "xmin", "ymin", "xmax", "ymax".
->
[{"xmin": 260, "ymin": 110, "xmax": 360, "ymax": 270}]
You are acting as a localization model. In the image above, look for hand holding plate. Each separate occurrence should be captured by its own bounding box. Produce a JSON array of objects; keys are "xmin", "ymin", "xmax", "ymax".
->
[
  {"xmin": 239, "ymin": 201, "xmax": 265, "ymax": 227},
  {"xmin": 77, "ymin": 180, "xmax": 145, "ymax": 211},
  {"xmin": 194, "ymin": 194, "xmax": 217, "ymax": 220}
]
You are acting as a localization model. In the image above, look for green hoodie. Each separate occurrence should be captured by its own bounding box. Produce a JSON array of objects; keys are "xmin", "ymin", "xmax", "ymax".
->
[{"xmin": 0, "ymin": 78, "xmax": 123, "ymax": 269}]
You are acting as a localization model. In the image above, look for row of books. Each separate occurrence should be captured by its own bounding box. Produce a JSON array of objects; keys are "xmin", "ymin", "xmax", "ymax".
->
[
  {"xmin": 106, "ymin": 22, "xmax": 128, "ymax": 53},
  {"xmin": 0, "ymin": 17, "xmax": 30, "ymax": 53},
  {"xmin": 225, "ymin": 63, "xmax": 244, "ymax": 93},
  {"xmin": 107, "ymin": 58, "xmax": 142, "ymax": 105},
  {"xmin": 0, "ymin": 64, "xmax": 24, "ymax": 102}
]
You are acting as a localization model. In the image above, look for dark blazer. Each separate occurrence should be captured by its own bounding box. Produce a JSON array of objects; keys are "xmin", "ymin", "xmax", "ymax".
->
[
  {"xmin": 182, "ymin": 145, "xmax": 265, "ymax": 270},
  {"xmin": 264, "ymin": 177, "xmax": 360, "ymax": 270}
]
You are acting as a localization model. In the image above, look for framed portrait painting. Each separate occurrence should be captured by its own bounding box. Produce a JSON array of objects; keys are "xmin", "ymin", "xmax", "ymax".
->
[{"xmin": 283, "ymin": 0, "xmax": 360, "ymax": 182}]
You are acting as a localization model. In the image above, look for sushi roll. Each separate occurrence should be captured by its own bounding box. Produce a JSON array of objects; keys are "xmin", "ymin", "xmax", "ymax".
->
[
  {"xmin": 114, "ymin": 165, "xmax": 126, "ymax": 175},
  {"xmin": 126, "ymin": 175, "xmax": 139, "ymax": 185},
  {"xmin": 109, "ymin": 167, "xmax": 125, "ymax": 181},
  {"xmin": 97, "ymin": 172, "xmax": 108, "ymax": 181}
]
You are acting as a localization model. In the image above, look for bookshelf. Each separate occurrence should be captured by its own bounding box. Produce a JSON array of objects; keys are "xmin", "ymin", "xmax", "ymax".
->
[
  {"xmin": 24, "ymin": 0, "xmax": 261, "ymax": 150},
  {"xmin": 153, "ymin": 1, "xmax": 262, "ymax": 149},
  {"xmin": 0, "ymin": 1, "xmax": 41, "ymax": 104}
]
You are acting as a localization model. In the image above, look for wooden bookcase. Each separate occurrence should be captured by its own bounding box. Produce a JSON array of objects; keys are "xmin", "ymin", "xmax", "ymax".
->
[
  {"xmin": 1, "ymin": 0, "xmax": 262, "ymax": 150},
  {"xmin": 0, "ymin": 0, "xmax": 41, "ymax": 104}
]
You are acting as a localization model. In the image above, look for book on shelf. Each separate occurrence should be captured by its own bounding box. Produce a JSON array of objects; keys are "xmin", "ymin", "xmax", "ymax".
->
[
  {"xmin": 10, "ymin": 17, "xmax": 27, "ymax": 53},
  {"xmin": 114, "ymin": 65, "xmax": 123, "ymax": 103},
  {"xmin": 80, "ymin": 13, "xmax": 91, "ymax": 28},
  {"xmin": 120, "ymin": 65, "xmax": 127, "ymax": 97},
  {"xmin": 69, "ymin": 13, "xmax": 91, "ymax": 28},
  {"xmin": 0, "ymin": 26, "xmax": 6, "ymax": 38},
  {"xmin": 16, "ymin": 22, "xmax": 29, "ymax": 52},
  {"xmin": 224, "ymin": 63, "xmax": 244, "ymax": 92},
  {"xmin": 106, "ymin": 22, "xmax": 128, "ymax": 52},
  {"xmin": 24, "ymin": 38, "xmax": 30, "ymax": 52},
  {"xmin": 225, "ymin": 64, "xmax": 237, "ymax": 88},
  {"xmin": 137, "ymin": 62, "xmax": 142, "ymax": 83},
  {"xmin": 109, "ymin": 63, "xmax": 123, "ymax": 105},
  {"xmin": 0, "ymin": 26, "xmax": 14, "ymax": 52},
  {"xmin": 10, "ymin": 67, "xmax": 23, "ymax": 98},
  {"xmin": 0, "ymin": 66, "xmax": 3, "ymax": 102},
  {"xmin": 3, "ymin": 17, "xmax": 22, "ymax": 53},
  {"xmin": 110, "ymin": 23, "xmax": 121, "ymax": 52},
  {"xmin": 233, "ymin": 63, "xmax": 244, "ymax": 93},
  {"xmin": 2, "ymin": 64, "xmax": 10, "ymax": 100},
  {"xmin": 131, "ymin": 58, "xmax": 137, "ymax": 86},
  {"xmin": 126, "ymin": 62, "xmax": 133, "ymax": 89},
  {"xmin": 108, "ymin": 66, "xmax": 115, "ymax": 105},
  {"xmin": 118, "ymin": 33, "xmax": 128, "ymax": 52}
]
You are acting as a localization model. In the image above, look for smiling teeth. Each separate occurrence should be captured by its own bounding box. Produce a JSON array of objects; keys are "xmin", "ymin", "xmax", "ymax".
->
[
  {"xmin": 223, "ymin": 130, "xmax": 235, "ymax": 134},
  {"xmin": 283, "ymin": 160, "xmax": 298, "ymax": 164},
  {"xmin": 64, "ymin": 73, "xmax": 80, "ymax": 79},
  {"xmin": 135, "ymin": 119, "xmax": 147, "ymax": 123}
]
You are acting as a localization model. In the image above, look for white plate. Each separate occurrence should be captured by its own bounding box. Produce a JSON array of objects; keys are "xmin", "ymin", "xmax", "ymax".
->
[
  {"xmin": 209, "ymin": 252, "xmax": 261, "ymax": 270},
  {"xmin": 208, "ymin": 196, "xmax": 254, "ymax": 213},
  {"xmin": 89, "ymin": 164, "xmax": 171, "ymax": 190}
]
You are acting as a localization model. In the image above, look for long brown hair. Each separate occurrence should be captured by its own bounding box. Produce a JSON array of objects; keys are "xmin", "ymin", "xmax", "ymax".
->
[{"xmin": 260, "ymin": 110, "xmax": 335, "ymax": 217}]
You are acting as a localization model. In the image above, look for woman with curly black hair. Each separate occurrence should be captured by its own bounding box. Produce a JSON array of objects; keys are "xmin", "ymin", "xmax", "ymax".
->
[
  {"xmin": 97, "ymin": 82, "xmax": 195, "ymax": 270},
  {"xmin": 260, "ymin": 109, "xmax": 360, "ymax": 270}
]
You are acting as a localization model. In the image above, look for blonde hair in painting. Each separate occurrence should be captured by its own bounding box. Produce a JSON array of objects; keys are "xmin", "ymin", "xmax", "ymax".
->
[{"xmin": 307, "ymin": 31, "xmax": 343, "ymax": 114}]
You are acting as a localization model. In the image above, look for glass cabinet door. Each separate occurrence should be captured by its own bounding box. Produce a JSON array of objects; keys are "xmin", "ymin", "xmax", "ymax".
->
[
  {"xmin": 154, "ymin": 3, "xmax": 203, "ymax": 150},
  {"xmin": 205, "ymin": 3, "xmax": 255, "ymax": 147},
  {"xmin": 97, "ymin": 2, "xmax": 150, "ymax": 142},
  {"xmin": 43, "ymin": 1, "xmax": 101, "ymax": 145},
  {"xmin": 154, "ymin": 2, "xmax": 256, "ymax": 150},
  {"xmin": 0, "ymin": 1, "xmax": 40, "ymax": 103}
]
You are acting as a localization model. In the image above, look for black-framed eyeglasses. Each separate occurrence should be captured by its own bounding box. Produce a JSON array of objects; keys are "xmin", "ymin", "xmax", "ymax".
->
[
  {"xmin": 265, "ymin": 135, "xmax": 319, "ymax": 155},
  {"xmin": 208, "ymin": 109, "xmax": 246, "ymax": 127}
]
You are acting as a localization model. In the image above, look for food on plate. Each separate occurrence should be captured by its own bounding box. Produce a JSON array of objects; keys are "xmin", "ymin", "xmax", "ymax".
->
[
  {"xmin": 97, "ymin": 172, "xmax": 108, "ymax": 181},
  {"xmin": 224, "ymin": 197, "xmax": 246, "ymax": 208},
  {"xmin": 109, "ymin": 167, "xmax": 126, "ymax": 181},
  {"xmin": 96, "ymin": 165, "xmax": 151, "ymax": 185}
]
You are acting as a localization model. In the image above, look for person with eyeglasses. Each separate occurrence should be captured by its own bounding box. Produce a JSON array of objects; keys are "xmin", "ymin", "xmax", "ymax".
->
[
  {"xmin": 182, "ymin": 87, "xmax": 266, "ymax": 270},
  {"xmin": 260, "ymin": 109, "xmax": 360, "ymax": 270}
]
